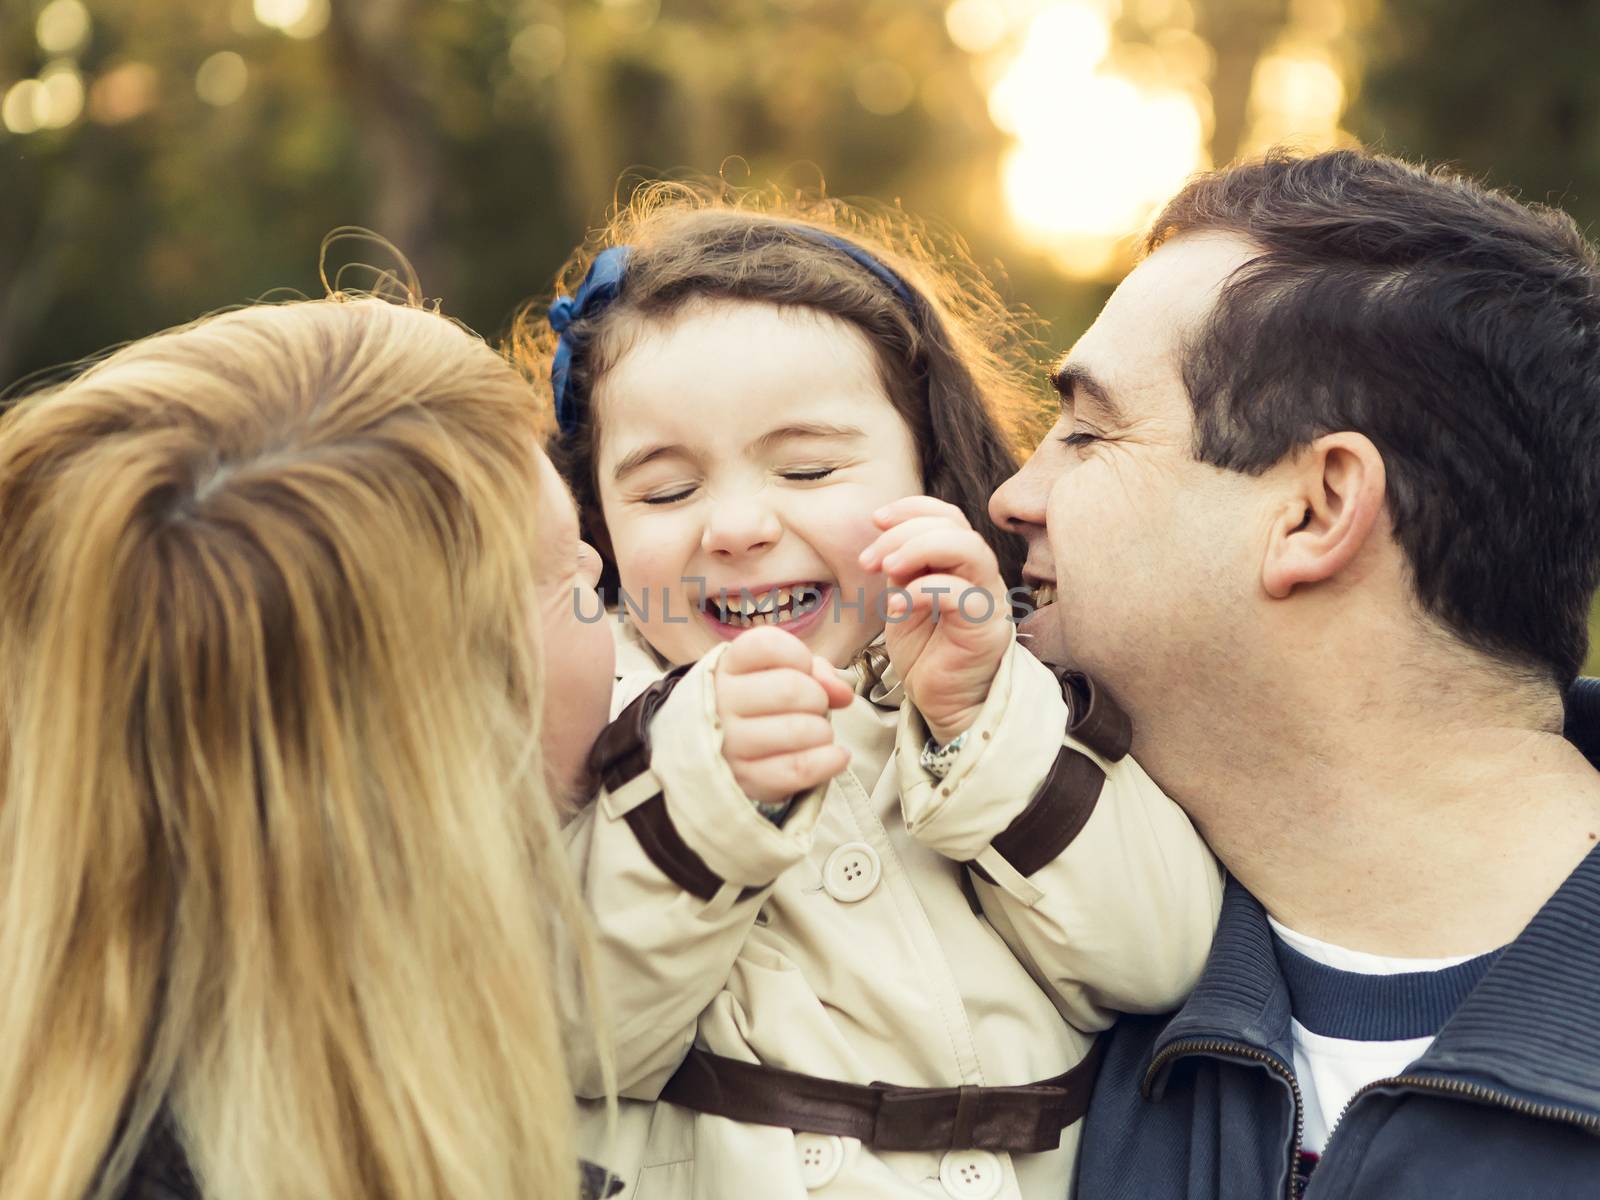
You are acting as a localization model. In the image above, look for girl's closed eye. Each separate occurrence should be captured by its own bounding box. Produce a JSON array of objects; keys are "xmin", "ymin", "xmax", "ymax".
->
[
  {"xmin": 639, "ymin": 483, "xmax": 698, "ymax": 505},
  {"xmin": 778, "ymin": 466, "xmax": 838, "ymax": 482}
]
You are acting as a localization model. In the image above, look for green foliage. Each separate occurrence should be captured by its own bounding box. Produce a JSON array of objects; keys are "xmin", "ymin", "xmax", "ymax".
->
[
  {"xmin": 0, "ymin": 0, "xmax": 1067, "ymax": 398},
  {"xmin": 1352, "ymin": 0, "xmax": 1600, "ymax": 235}
]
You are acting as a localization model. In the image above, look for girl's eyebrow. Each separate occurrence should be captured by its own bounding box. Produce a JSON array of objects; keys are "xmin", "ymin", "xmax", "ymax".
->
[
  {"xmin": 612, "ymin": 422, "xmax": 864, "ymax": 481},
  {"xmin": 754, "ymin": 421, "xmax": 866, "ymax": 451},
  {"xmin": 612, "ymin": 442, "xmax": 694, "ymax": 481}
]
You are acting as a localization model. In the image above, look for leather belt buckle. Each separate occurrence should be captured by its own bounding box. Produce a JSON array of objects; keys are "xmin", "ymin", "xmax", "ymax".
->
[
  {"xmin": 872, "ymin": 1079, "xmax": 1075, "ymax": 1154},
  {"xmin": 870, "ymin": 1082, "xmax": 961, "ymax": 1152}
]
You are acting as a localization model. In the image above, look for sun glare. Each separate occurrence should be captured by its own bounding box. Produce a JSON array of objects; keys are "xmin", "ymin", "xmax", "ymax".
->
[
  {"xmin": 988, "ymin": 2, "xmax": 1207, "ymax": 277},
  {"xmin": 1243, "ymin": 49, "xmax": 1346, "ymax": 152},
  {"xmin": 253, "ymin": 0, "xmax": 330, "ymax": 39}
]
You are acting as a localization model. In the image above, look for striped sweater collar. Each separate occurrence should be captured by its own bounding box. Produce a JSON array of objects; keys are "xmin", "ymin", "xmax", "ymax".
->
[{"xmin": 1149, "ymin": 843, "xmax": 1600, "ymax": 1117}]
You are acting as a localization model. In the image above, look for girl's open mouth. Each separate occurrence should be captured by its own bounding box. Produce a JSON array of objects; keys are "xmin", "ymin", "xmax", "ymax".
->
[{"xmin": 700, "ymin": 582, "xmax": 832, "ymax": 638}]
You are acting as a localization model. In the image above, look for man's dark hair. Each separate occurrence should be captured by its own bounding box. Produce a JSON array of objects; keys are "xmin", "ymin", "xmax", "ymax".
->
[{"xmin": 1149, "ymin": 148, "xmax": 1600, "ymax": 686}]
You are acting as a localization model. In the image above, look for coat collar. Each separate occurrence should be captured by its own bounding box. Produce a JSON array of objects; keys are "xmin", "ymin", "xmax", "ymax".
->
[
  {"xmin": 1146, "ymin": 844, "xmax": 1600, "ymax": 1117},
  {"xmin": 1415, "ymin": 840, "xmax": 1600, "ymax": 1114},
  {"xmin": 1145, "ymin": 875, "xmax": 1297, "ymax": 1091}
]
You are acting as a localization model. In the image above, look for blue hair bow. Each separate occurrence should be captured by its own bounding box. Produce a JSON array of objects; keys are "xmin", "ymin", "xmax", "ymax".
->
[
  {"xmin": 546, "ymin": 230, "xmax": 916, "ymax": 438},
  {"xmin": 548, "ymin": 245, "xmax": 631, "ymax": 437}
]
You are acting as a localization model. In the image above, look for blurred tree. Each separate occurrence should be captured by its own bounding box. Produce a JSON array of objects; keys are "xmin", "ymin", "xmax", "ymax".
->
[
  {"xmin": 0, "ymin": 0, "xmax": 1048, "ymax": 398},
  {"xmin": 1350, "ymin": 0, "xmax": 1600, "ymax": 232},
  {"xmin": 1194, "ymin": 0, "xmax": 1290, "ymax": 164},
  {"xmin": 325, "ymin": 0, "xmax": 445, "ymax": 290}
]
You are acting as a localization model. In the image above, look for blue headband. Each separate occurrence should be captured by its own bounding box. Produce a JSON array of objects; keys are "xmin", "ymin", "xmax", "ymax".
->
[{"xmin": 547, "ymin": 229, "xmax": 918, "ymax": 438}]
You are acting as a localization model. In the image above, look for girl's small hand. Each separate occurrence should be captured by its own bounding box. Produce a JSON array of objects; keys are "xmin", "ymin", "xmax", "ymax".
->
[
  {"xmin": 859, "ymin": 496, "xmax": 1010, "ymax": 745},
  {"xmin": 714, "ymin": 625, "xmax": 855, "ymax": 807}
]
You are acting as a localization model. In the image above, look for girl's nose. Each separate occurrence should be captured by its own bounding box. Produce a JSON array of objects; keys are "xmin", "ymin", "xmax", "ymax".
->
[{"xmin": 701, "ymin": 495, "xmax": 782, "ymax": 558}]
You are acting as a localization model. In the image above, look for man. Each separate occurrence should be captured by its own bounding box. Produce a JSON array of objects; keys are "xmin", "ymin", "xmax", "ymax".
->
[{"xmin": 989, "ymin": 149, "xmax": 1600, "ymax": 1198}]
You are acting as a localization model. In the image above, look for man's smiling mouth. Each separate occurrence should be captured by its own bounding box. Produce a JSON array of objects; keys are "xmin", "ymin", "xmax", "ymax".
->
[{"xmin": 1023, "ymin": 569, "xmax": 1057, "ymax": 609}]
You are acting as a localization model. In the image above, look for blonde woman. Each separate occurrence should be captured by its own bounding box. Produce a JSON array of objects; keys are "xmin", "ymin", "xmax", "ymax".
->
[{"xmin": 0, "ymin": 299, "xmax": 615, "ymax": 1200}]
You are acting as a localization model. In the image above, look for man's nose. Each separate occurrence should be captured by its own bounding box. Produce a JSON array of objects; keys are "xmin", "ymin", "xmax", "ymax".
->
[
  {"xmin": 701, "ymin": 494, "xmax": 782, "ymax": 557},
  {"xmin": 989, "ymin": 460, "xmax": 1047, "ymax": 533}
]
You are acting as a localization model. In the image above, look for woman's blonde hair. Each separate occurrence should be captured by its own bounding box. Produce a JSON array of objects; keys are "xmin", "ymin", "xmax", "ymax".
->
[{"xmin": 0, "ymin": 298, "xmax": 586, "ymax": 1199}]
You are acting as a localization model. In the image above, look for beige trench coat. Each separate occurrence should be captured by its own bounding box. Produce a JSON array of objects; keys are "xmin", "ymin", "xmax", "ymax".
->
[{"xmin": 565, "ymin": 620, "xmax": 1223, "ymax": 1200}]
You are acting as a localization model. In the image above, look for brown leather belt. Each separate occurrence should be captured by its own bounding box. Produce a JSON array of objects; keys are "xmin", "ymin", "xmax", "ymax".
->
[{"xmin": 658, "ymin": 1037, "xmax": 1106, "ymax": 1154}]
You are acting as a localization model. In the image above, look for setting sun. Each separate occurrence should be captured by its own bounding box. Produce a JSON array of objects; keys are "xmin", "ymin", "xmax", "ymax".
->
[{"xmin": 985, "ymin": 2, "xmax": 1209, "ymax": 278}]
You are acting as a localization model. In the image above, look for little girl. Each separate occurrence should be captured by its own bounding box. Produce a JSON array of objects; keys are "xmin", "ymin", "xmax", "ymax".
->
[{"xmin": 520, "ymin": 190, "xmax": 1222, "ymax": 1200}]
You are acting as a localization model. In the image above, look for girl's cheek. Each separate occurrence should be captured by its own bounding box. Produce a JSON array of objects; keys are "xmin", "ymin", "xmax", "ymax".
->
[
  {"xmin": 836, "ymin": 509, "xmax": 886, "ymax": 560},
  {"xmin": 613, "ymin": 535, "xmax": 681, "ymax": 592}
]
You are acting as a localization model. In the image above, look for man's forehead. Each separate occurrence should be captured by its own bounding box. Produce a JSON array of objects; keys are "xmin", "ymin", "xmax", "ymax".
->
[
  {"xmin": 1107, "ymin": 230, "xmax": 1254, "ymax": 339},
  {"xmin": 1060, "ymin": 231, "xmax": 1258, "ymax": 412}
]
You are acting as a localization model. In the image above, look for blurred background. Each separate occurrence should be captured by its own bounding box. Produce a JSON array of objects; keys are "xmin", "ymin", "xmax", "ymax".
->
[{"xmin": 3, "ymin": 0, "xmax": 1599, "ymax": 652}]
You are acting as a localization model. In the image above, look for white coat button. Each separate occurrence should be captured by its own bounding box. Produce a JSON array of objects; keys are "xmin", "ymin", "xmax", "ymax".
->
[
  {"xmin": 821, "ymin": 841, "xmax": 881, "ymax": 903},
  {"xmin": 795, "ymin": 1132, "xmax": 844, "ymax": 1189},
  {"xmin": 939, "ymin": 1149, "xmax": 1003, "ymax": 1200}
]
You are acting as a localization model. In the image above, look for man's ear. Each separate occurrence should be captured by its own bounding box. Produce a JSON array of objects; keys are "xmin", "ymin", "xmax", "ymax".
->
[{"xmin": 1261, "ymin": 433, "xmax": 1387, "ymax": 599}]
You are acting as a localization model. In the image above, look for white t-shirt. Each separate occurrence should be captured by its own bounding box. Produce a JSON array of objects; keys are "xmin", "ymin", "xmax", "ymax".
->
[{"xmin": 1267, "ymin": 917, "xmax": 1500, "ymax": 1154}]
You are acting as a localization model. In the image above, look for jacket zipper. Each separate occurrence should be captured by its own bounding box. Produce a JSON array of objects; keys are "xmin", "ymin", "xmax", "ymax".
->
[
  {"xmin": 1144, "ymin": 1038, "xmax": 1306, "ymax": 1200},
  {"xmin": 1143, "ymin": 1049, "xmax": 1600, "ymax": 1199},
  {"xmin": 1313, "ymin": 1070, "xmax": 1600, "ymax": 1188}
]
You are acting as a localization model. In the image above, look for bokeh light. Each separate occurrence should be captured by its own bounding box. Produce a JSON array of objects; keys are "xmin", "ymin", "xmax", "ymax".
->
[
  {"xmin": 945, "ymin": 0, "xmax": 1009, "ymax": 55},
  {"xmin": 511, "ymin": 23, "xmax": 566, "ymax": 81},
  {"xmin": 88, "ymin": 62, "xmax": 159, "ymax": 125},
  {"xmin": 987, "ymin": 1, "xmax": 1208, "ymax": 278},
  {"xmin": 38, "ymin": 62, "xmax": 86, "ymax": 129},
  {"xmin": 253, "ymin": 0, "xmax": 330, "ymax": 40},
  {"xmin": 599, "ymin": 0, "xmax": 660, "ymax": 37},
  {"xmin": 2, "ymin": 81, "xmax": 47, "ymax": 136},
  {"xmin": 2, "ymin": 63, "xmax": 85, "ymax": 134},
  {"xmin": 35, "ymin": 0, "xmax": 92, "ymax": 56},
  {"xmin": 1243, "ymin": 48, "xmax": 1347, "ymax": 153},
  {"xmin": 196, "ymin": 51, "xmax": 249, "ymax": 107},
  {"xmin": 855, "ymin": 61, "xmax": 917, "ymax": 116}
]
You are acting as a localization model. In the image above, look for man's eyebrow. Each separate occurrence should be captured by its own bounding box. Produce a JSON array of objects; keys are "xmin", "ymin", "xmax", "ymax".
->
[
  {"xmin": 612, "ymin": 442, "xmax": 692, "ymax": 481},
  {"xmin": 754, "ymin": 421, "xmax": 866, "ymax": 451},
  {"xmin": 1050, "ymin": 360, "xmax": 1125, "ymax": 423}
]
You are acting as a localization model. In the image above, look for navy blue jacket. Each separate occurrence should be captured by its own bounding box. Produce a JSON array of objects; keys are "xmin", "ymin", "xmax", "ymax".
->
[
  {"xmin": 1077, "ymin": 862, "xmax": 1600, "ymax": 1198},
  {"xmin": 1077, "ymin": 684, "xmax": 1600, "ymax": 1200}
]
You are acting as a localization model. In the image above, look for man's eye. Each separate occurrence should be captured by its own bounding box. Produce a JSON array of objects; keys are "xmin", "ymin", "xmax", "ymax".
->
[
  {"xmin": 641, "ymin": 486, "xmax": 696, "ymax": 505},
  {"xmin": 780, "ymin": 467, "xmax": 837, "ymax": 481},
  {"xmin": 1061, "ymin": 431, "xmax": 1099, "ymax": 448}
]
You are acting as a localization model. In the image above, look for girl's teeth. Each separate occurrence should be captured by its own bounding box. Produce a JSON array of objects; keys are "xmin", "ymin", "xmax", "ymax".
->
[{"xmin": 711, "ymin": 584, "xmax": 827, "ymax": 628}]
